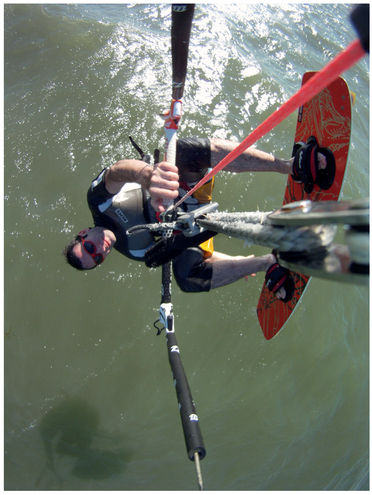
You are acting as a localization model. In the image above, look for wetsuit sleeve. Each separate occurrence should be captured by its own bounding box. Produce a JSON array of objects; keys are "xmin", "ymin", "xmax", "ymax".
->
[
  {"xmin": 87, "ymin": 169, "xmax": 114, "ymax": 205},
  {"xmin": 87, "ymin": 168, "xmax": 116, "ymax": 229}
]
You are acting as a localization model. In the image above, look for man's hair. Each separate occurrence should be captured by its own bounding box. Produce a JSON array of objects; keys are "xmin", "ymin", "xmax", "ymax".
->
[{"xmin": 62, "ymin": 236, "xmax": 96, "ymax": 271}]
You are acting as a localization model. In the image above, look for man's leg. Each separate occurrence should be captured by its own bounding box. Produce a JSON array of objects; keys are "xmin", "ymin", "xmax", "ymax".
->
[
  {"xmin": 173, "ymin": 247, "xmax": 214, "ymax": 293},
  {"xmin": 173, "ymin": 248, "xmax": 287, "ymax": 299},
  {"xmin": 210, "ymin": 138, "xmax": 326, "ymax": 175},
  {"xmin": 205, "ymin": 251, "xmax": 276, "ymax": 289}
]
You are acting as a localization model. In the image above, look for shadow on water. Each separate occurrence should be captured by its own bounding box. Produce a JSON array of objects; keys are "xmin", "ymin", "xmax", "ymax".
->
[{"xmin": 36, "ymin": 397, "xmax": 132, "ymax": 488}]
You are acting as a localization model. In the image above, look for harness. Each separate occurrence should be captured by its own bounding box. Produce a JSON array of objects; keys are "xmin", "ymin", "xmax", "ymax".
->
[{"xmin": 129, "ymin": 136, "xmax": 215, "ymax": 257}]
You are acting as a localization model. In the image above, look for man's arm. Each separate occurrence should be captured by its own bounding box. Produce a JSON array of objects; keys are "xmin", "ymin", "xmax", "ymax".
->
[
  {"xmin": 104, "ymin": 159, "xmax": 154, "ymax": 194},
  {"xmin": 210, "ymin": 138, "xmax": 293, "ymax": 175},
  {"xmin": 105, "ymin": 159, "xmax": 179, "ymax": 212}
]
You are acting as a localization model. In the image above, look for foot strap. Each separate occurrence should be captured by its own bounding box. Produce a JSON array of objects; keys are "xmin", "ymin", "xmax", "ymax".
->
[
  {"xmin": 291, "ymin": 136, "xmax": 335, "ymax": 194},
  {"xmin": 265, "ymin": 263, "xmax": 295, "ymax": 303}
]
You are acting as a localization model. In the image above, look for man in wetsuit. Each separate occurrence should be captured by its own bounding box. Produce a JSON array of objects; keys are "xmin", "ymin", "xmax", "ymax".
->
[{"xmin": 63, "ymin": 137, "xmax": 328, "ymax": 297}]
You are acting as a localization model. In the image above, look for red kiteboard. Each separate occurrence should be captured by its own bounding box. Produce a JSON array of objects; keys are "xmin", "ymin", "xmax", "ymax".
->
[{"xmin": 257, "ymin": 72, "xmax": 352, "ymax": 340}]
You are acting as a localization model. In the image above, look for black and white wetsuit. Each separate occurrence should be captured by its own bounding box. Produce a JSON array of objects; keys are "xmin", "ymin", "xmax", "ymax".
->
[{"xmin": 87, "ymin": 137, "xmax": 214, "ymax": 292}]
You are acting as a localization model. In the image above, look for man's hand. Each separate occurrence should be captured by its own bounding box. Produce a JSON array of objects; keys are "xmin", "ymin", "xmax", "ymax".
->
[{"xmin": 149, "ymin": 161, "xmax": 179, "ymax": 212}]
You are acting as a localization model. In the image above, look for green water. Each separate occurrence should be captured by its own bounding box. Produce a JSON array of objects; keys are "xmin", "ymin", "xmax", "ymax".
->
[{"xmin": 4, "ymin": 4, "xmax": 369, "ymax": 490}]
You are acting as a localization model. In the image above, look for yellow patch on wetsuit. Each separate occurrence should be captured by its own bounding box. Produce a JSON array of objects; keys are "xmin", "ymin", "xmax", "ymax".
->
[{"xmin": 193, "ymin": 177, "xmax": 215, "ymax": 258}]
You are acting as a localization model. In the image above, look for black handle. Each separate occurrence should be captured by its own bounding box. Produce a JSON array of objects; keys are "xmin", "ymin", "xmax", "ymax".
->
[
  {"xmin": 350, "ymin": 4, "xmax": 369, "ymax": 53},
  {"xmin": 166, "ymin": 331, "xmax": 206, "ymax": 461},
  {"xmin": 171, "ymin": 4, "xmax": 195, "ymax": 100}
]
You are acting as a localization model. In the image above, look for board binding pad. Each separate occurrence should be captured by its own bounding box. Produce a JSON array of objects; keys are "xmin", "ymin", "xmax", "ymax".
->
[{"xmin": 257, "ymin": 71, "xmax": 352, "ymax": 340}]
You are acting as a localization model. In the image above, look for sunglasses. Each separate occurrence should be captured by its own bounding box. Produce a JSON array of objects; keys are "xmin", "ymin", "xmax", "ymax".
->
[{"xmin": 79, "ymin": 235, "xmax": 104, "ymax": 265}]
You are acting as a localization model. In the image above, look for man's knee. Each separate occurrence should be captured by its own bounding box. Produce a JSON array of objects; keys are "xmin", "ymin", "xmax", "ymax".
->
[{"xmin": 173, "ymin": 247, "xmax": 212, "ymax": 293}]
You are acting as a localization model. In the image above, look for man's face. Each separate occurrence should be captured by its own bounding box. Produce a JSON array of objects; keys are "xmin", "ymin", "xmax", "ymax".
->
[{"xmin": 73, "ymin": 227, "xmax": 116, "ymax": 269}]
